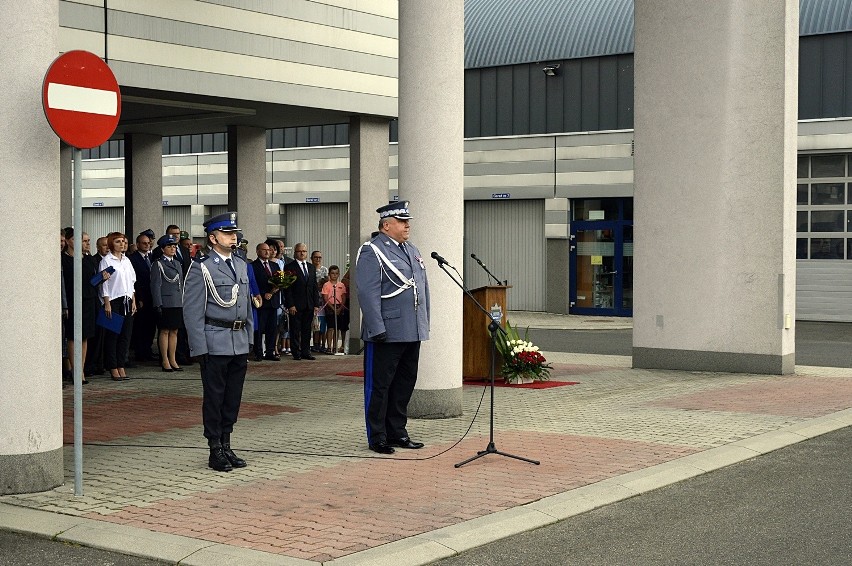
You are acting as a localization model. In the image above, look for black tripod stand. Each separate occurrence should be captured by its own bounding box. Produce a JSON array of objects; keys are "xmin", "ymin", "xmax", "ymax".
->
[{"xmin": 431, "ymin": 256, "xmax": 539, "ymax": 468}]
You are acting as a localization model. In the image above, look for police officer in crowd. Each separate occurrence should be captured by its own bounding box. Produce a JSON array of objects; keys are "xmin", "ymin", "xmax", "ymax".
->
[
  {"xmin": 183, "ymin": 212, "xmax": 254, "ymax": 472},
  {"xmin": 151, "ymin": 234, "xmax": 185, "ymax": 372},
  {"xmin": 355, "ymin": 201, "xmax": 430, "ymax": 454}
]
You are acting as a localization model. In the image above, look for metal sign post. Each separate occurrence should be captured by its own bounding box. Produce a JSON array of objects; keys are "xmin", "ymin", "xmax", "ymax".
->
[{"xmin": 42, "ymin": 50, "xmax": 121, "ymax": 496}]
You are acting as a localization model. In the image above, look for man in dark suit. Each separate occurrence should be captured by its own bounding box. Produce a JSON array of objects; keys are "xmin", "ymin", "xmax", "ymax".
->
[
  {"xmin": 251, "ymin": 241, "xmax": 282, "ymax": 361},
  {"xmin": 129, "ymin": 229, "xmax": 157, "ymax": 361},
  {"xmin": 283, "ymin": 243, "xmax": 319, "ymax": 360}
]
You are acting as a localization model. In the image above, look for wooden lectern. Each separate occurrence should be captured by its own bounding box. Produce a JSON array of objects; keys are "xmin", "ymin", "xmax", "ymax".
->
[{"xmin": 463, "ymin": 285, "xmax": 511, "ymax": 380}]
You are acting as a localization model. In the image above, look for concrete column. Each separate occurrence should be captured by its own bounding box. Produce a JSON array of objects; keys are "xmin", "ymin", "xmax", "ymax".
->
[
  {"xmin": 348, "ymin": 116, "xmax": 391, "ymax": 353},
  {"xmin": 399, "ymin": 0, "xmax": 464, "ymax": 417},
  {"xmin": 125, "ymin": 133, "xmax": 163, "ymax": 238},
  {"xmin": 60, "ymin": 143, "xmax": 72, "ymax": 228},
  {"xmin": 0, "ymin": 0, "xmax": 63, "ymax": 494},
  {"xmin": 227, "ymin": 125, "xmax": 267, "ymax": 246},
  {"xmin": 633, "ymin": 0, "xmax": 798, "ymax": 374}
]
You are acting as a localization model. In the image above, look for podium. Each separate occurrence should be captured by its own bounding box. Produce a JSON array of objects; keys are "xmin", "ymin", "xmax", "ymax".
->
[{"xmin": 463, "ymin": 285, "xmax": 511, "ymax": 380}]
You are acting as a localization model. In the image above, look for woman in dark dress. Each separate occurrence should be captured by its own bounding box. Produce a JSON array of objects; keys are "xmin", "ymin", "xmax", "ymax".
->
[
  {"xmin": 150, "ymin": 235, "xmax": 184, "ymax": 372},
  {"xmin": 61, "ymin": 228, "xmax": 101, "ymax": 384}
]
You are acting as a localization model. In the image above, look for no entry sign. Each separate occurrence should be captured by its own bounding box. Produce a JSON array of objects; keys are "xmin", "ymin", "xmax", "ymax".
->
[{"xmin": 42, "ymin": 50, "xmax": 121, "ymax": 149}]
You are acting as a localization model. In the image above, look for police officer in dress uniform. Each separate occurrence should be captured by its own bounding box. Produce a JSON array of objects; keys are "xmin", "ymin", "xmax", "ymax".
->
[
  {"xmin": 182, "ymin": 212, "xmax": 254, "ymax": 472},
  {"xmin": 355, "ymin": 201, "xmax": 430, "ymax": 454}
]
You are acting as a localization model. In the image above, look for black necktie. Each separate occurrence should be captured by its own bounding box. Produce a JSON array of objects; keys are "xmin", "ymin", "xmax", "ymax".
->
[
  {"xmin": 301, "ymin": 262, "xmax": 308, "ymax": 278},
  {"xmin": 225, "ymin": 258, "xmax": 237, "ymax": 279},
  {"xmin": 399, "ymin": 242, "xmax": 407, "ymax": 254}
]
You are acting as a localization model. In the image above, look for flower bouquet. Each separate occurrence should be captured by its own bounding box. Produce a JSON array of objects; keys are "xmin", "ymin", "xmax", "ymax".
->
[
  {"xmin": 269, "ymin": 270, "xmax": 297, "ymax": 290},
  {"xmin": 494, "ymin": 321, "xmax": 552, "ymax": 384}
]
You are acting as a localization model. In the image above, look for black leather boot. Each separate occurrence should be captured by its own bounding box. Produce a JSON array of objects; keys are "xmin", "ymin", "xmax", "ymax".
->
[
  {"xmin": 221, "ymin": 433, "xmax": 247, "ymax": 468},
  {"xmin": 208, "ymin": 441, "xmax": 233, "ymax": 472}
]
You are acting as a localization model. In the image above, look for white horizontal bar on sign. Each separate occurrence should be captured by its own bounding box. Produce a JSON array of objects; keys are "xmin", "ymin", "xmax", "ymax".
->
[{"xmin": 47, "ymin": 83, "xmax": 118, "ymax": 116}]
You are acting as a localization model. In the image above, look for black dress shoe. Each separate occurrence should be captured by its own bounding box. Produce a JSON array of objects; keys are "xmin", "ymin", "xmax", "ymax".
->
[
  {"xmin": 369, "ymin": 442, "xmax": 395, "ymax": 454},
  {"xmin": 389, "ymin": 437, "xmax": 425, "ymax": 449},
  {"xmin": 161, "ymin": 367, "xmax": 174, "ymax": 373},
  {"xmin": 208, "ymin": 447, "xmax": 233, "ymax": 472},
  {"xmin": 254, "ymin": 356, "xmax": 263, "ymax": 362},
  {"xmin": 303, "ymin": 355, "xmax": 316, "ymax": 360},
  {"xmin": 172, "ymin": 366, "xmax": 184, "ymax": 372},
  {"xmin": 264, "ymin": 354, "xmax": 280, "ymax": 361},
  {"xmin": 292, "ymin": 355, "xmax": 301, "ymax": 360}
]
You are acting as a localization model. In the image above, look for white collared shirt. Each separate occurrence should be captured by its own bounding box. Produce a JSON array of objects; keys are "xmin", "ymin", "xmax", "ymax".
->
[{"xmin": 99, "ymin": 252, "xmax": 137, "ymax": 301}]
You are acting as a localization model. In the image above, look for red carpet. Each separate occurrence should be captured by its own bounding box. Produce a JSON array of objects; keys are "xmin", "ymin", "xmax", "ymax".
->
[
  {"xmin": 464, "ymin": 379, "xmax": 579, "ymax": 389},
  {"xmin": 336, "ymin": 371, "xmax": 578, "ymax": 389}
]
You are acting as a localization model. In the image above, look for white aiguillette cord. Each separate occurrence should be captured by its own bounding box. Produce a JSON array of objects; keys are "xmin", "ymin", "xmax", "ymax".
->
[{"xmin": 185, "ymin": 260, "xmax": 239, "ymax": 308}]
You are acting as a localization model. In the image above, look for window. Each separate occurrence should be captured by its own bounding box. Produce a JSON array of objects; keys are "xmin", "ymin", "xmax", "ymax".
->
[
  {"xmin": 798, "ymin": 153, "xmax": 852, "ymax": 259},
  {"xmin": 811, "ymin": 155, "xmax": 845, "ymax": 178}
]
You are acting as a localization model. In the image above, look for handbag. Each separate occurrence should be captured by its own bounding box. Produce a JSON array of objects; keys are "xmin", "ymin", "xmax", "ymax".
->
[{"xmin": 312, "ymin": 314, "xmax": 321, "ymax": 332}]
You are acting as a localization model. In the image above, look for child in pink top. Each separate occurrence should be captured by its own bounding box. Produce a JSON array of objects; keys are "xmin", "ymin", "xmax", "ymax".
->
[{"xmin": 321, "ymin": 266, "xmax": 348, "ymax": 353}]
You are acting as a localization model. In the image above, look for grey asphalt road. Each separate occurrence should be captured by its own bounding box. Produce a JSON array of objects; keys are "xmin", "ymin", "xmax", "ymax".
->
[
  {"xmin": 0, "ymin": 531, "xmax": 166, "ymax": 566},
  {"xmin": 528, "ymin": 321, "xmax": 852, "ymax": 367},
  {"xmin": 433, "ymin": 426, "xmax": 852, "ymax": 566},
  {"xmin": 3, "ymin": 429, "xmax": 848, "ymax": 566}
]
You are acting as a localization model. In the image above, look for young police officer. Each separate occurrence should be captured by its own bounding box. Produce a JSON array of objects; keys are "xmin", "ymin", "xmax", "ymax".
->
[{"xmin": 183, "ymin": 212, "xmax": 254, "ymax": 472}]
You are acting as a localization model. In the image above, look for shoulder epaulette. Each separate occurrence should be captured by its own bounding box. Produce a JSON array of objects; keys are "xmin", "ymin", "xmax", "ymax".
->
[{"xmin": 192, "ymin": 255, "xmax": 209, "ymax": 263}]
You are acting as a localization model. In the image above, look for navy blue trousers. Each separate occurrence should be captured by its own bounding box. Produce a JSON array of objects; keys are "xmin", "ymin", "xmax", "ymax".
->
[
  {"xmin": 201, "ymin": 354, "xmax": 247, "ymax": 442},
  {"xmin": 364, "ymin": 341, "xmax": 420, "ymax": 445}
]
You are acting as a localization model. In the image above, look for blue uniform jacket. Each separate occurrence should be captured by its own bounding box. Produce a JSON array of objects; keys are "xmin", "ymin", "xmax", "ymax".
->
[
  {"xmin": 355, "ymin": 233, "xmax": 430, "ymax": 343},
  {"xmin": 150, "ymin": 257, "xmax": 184, "ymax": 309},
  {"xmin": 182, "ymin": 250, "xmax": 253, "ymax": 356}
]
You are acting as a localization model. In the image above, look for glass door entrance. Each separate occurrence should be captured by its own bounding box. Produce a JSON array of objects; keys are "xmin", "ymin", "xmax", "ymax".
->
[{"xmin": 569, "ymin": 199, "xmax": 633, "ymax": 316}]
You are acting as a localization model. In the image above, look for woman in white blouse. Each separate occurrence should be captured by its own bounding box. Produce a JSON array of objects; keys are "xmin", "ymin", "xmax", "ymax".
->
[{"xmin": 99, "ymin": 232, "xmax": 137, "ymax": 380}]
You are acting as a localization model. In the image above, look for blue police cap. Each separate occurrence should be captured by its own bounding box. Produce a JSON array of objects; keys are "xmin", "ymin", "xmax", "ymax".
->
[
  {"xmin": 203, "ymin": 211, "xmax": 240, "ymax": 233},
  {"xmin": 376, "ymin": 201, "xmax": 413, "ymax": 220},
  {"xmin": 157, "ymin": 235, "xmax": 178, "ymax": 248}
]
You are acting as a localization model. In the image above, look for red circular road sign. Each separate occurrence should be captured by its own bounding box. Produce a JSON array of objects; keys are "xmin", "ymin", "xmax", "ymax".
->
[{"xmin": 42, "ymin": 50, "xmax": 121, "ymax": 149}]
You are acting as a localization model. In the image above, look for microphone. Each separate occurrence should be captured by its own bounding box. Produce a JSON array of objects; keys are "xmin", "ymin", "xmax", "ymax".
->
[
  {"xmin": 469, "ymin": 252, "xmax": 504, "ymax": 286},
  {"xmin": 430, "ymin": 251, "xmax": 448, "ymax": 266}
]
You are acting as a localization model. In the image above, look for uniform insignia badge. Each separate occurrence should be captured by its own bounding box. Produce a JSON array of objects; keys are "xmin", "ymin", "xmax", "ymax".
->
[
  {"xmin": 416, "ymin": 256, "xmax": 425, "ymax": 269},
  {"xmin": 213, "ymin": 257, "xmax": 220, "ymax": 264}
]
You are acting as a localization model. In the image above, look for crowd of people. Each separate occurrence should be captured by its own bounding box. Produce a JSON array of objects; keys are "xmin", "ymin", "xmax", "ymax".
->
[
  {"xmin": 59, "ymin": 223, "xmax": 351, "ymax": 385},
  {"xmin": 61, "ymin": 201, "xmax": 429, "ymax": 468}
]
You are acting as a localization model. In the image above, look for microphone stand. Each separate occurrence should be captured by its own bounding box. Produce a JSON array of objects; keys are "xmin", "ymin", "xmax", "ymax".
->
[
  {"xmin": 432, "ymin": 257, "xmax": 539, "ymax": 468},
  {"xmin": 471, "ymin": 254, "xmax": 506, "ymax": 287}
]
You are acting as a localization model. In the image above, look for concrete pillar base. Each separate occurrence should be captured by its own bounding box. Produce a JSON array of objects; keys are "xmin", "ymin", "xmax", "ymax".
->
[
  {"xmin": 408, "ymin": 387, "xmax": 463, "ymax": 419},
  {"xmin": 633, "ymin": 348, "xmax": 795, "ymax": 375},
  {"xmin": 0, "ymin": 448, "xmax": 63, "ymax": 495}
]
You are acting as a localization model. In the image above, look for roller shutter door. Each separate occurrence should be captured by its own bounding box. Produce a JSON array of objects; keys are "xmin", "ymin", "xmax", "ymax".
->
[
  {"xmin": 284, "ymin": 203, "xmax": 349, "ymax": 270},
  {"xmin": 464, "ymin": 199, "xmax": 545, "ymax": 311},
  {"xmin": 82, "ymin": 207, "xmax": 124, "ymax": 241}
]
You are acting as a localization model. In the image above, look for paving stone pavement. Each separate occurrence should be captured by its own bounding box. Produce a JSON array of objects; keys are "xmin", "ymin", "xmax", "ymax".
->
[{"xmin": 1, "ymin": 348, "xmax": 850, "ymax": 565}]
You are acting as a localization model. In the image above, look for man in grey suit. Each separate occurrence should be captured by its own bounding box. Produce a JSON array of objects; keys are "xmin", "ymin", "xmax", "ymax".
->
[
  {"xmin": 183, "ymin": 212, "xmax": 254, "ymax": 472},
  {"xmin": 355, "ymin": 201, "xmax": 430, "ymax": 454}
]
